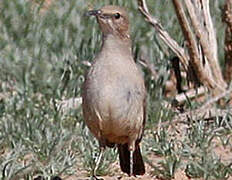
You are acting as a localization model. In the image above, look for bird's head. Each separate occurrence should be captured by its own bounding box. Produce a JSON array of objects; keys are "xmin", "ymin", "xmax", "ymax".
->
[{"xmin": 86, "ymin": 5, "xmax": 130, "ymax": 40}]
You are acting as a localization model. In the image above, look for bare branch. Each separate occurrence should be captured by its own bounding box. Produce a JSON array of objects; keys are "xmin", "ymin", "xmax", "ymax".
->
[
  {"xmin": 170, "ymin": 107, "xmax": 232, "ymax": 126},
  {"xmin": 171, "ymin": 87, "xmax": 232, "ymax": 123},
  {"xmin": 137, "ymin": 0, "xmax": 189, "ymax": 70},
  {"xmin": 174, "ymin": 86, "xmax": 206, "ymax": 105},
  {"xmin": 200, "ymin": 88, "xmax": 232, "ymax": 110},
  {"xmin": 138, "ymin": 0, "xmax": 227, "ymax": 97}
]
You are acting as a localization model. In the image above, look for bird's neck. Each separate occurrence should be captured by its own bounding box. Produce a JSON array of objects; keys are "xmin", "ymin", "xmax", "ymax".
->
[{"xmin": 102, "ymin": 34, "xmax": 132, "ymax": 55}]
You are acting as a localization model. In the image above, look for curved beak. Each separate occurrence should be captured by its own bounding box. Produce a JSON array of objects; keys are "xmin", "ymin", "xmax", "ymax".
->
[{"xmin": 85, "ymin": 9, "xmax": 102, "ymax": 17}]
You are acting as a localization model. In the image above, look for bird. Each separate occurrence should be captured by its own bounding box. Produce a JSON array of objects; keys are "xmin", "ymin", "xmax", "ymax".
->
[{"xmin": 82, "ymin": 5, "xmax": 146, "ymax": 178}]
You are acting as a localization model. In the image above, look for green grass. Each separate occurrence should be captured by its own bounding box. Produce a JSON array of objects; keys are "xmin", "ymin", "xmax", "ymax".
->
[{"xmin": 0, "ymin": 0, "xmax": 231, "ymax": 179}]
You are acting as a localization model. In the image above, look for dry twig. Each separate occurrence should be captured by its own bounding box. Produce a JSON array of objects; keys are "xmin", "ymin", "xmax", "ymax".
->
[
  {"xmin": 174, "ymin": 86, "xmax": 206, "ymax": 105},
  {"xmin": 137, "ymin": 0, "xmax": 189, "ymax": 71}
]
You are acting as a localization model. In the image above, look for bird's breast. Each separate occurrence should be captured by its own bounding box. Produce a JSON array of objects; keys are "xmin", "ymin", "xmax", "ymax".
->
[
  {"xmin": 86, "ymin": 73, "xmax": 143, "ymax": 134},
  {"xmin": 83, "ymin": 51, "xmax": 145, "ymax": 144}
]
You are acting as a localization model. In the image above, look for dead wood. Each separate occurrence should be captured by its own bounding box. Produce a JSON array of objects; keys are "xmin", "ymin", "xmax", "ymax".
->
[
  {"xmin": 172, "ymin": 0, "xmax": 210, "ymax": 88},
  {"xmin": 173, "ymin": 86, "xmax": 206, "ymax": 106},
  {"xmin": 137, "ymin": 0, "xmax": 189, "ymax": 71},
  {"xmin": 169, "ymin": 88, "xmax": 232, "ymax": 126},
  {"xmin": 184, "ymin": 0, "xmax": 227, "ymax": 92},
  {"xmin": 137, "ymin": 0, "xmax": 227, "ymax": 96}
]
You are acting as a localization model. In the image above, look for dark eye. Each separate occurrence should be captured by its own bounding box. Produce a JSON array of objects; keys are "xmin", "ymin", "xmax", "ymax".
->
[{"xmin": 114, "ymin": 13, "xmax": 121, "ymax": 19}]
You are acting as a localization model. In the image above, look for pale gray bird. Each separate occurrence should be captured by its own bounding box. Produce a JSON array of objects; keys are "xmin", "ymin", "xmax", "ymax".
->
[{"xmin": 82, "ymin": 5, "xmax": 146, "ymax": 177}]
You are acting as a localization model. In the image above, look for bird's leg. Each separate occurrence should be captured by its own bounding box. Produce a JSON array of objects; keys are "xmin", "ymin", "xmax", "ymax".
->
[
  {"xmin": 128, "ymin": 141, "xmax": 135, "ymax": 177},
  {"xmin": 129, "ymin": 149, "xmax": 133, "ymax": 176},
  {"xmin": 92, "ymin": 146, "xmax": 104, "ymax": 178}
]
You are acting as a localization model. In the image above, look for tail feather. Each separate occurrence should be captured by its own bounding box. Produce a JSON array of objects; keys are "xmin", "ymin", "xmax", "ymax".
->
[{"xmin": 118, "ymin": 143, "xmax": 145, "ymax": 176}]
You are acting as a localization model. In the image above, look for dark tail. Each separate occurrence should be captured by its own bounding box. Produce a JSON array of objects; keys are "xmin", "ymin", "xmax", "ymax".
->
[{"xmin": 118, "ymin": 143, "xmax": 145, "ymax": 176}]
